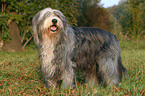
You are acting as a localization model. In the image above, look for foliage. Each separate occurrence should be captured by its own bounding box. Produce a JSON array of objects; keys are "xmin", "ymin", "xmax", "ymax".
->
[
  {"xmin": 0, "ymin": 0, "xmax": 79, "ymax": 44},
  {"xmin": 1, "ymin": 0, "xmax": 144, "ymax": 49},
  {"xmin": 0, "ymin": 41, "xmax": 145, "ymax": 95},
  {"xmin": 108, "ymin": 0, "xmax": 145, "ymax": 39},
  {"xmin": 0, "ymin": 0, "xmax": 36, "ymax": 42},
  {"xmin": 77, "ymin": 0, "xmax": 113, "ymax": 31},
  {"xmin": 86, "ymin": 6, "xmax": 113, "ymax": 31},
  {"xmin": 128, "ymin": 0, "xmax": 145, "ymax": 39},
  {"xmin": 0, "ymin": 0, "xmax": 114, "ymax": 49}
]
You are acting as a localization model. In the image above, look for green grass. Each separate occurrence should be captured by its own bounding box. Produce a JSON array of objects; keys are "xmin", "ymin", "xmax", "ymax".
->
[{"xmin": 0, "ymin": 41, "xmax": 145, "ymax": 95}]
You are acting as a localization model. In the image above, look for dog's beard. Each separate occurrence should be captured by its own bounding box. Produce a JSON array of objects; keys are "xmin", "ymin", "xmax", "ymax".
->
[{"xmin": 50, "ymin": 25, "xmax": 58, "ymax": 32}]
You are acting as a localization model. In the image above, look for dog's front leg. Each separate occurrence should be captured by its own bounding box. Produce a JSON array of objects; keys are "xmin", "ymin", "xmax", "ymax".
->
[{"xmin": 61, "ymin": 63, "xmax": 75, "ymax": 89}]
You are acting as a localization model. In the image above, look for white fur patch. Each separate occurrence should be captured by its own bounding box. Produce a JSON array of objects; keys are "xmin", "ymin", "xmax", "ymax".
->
[{"xmin": 40, "ymin": 41, "xmax": 55, "ymax": 77}]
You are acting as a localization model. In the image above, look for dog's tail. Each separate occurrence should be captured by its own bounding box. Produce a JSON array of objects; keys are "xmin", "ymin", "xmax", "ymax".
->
[{"xmin": 118, "ymin": 56, "xmax": 128, "ymax": 80}]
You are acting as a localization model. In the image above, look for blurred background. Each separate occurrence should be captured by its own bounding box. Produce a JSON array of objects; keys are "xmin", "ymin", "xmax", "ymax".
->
[{"xmin": 0, "ymin": 0, "xmax": 144, "ymax": 52}]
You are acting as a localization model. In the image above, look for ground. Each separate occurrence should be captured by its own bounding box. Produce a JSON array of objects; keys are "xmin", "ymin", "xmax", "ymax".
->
[{"xmin": 0, "ymin": 40, "xmax": 144, "ymax": 95}]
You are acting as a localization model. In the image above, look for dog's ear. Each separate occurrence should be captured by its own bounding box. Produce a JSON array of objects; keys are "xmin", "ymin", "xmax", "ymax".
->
[{"xmin": 32, "ymin": 13, "xmax": 40, "ymax": 48}]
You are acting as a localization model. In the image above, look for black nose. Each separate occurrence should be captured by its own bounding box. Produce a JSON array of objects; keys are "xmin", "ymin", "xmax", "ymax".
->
[{"xmin": 52, "ymin": 19, "xmax": 57, "ymax": 24}]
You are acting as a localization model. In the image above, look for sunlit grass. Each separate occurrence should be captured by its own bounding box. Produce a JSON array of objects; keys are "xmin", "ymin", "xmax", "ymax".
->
[{"xmin": 0, "ymin": 41, "xmax": 144, "ymax": 95}]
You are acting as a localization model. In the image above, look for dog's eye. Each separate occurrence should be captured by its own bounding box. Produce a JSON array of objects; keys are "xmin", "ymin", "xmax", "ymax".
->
[
  {"xmin": 44, "ymin": 12, "xmax": 51, "ymax": 18},
  {"xmin": 54, "ymin": 11, "xmax": 59, "ymax": 16},
  {"xmin": 54, "ymin": 11, "xmax": 65, "ymax": 21},
  {"xmin": 56, "ymin": 14, "xmax": 61, "ymax": 19},
  {"xmin": 54, "ymin": 11, "xmax": 61, "ymax": 17}
]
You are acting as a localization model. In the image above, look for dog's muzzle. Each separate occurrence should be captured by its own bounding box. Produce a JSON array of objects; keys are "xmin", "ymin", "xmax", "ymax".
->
[{"xmin": 50, "ymin": 19, "xmax": 58, "ymax": 32}]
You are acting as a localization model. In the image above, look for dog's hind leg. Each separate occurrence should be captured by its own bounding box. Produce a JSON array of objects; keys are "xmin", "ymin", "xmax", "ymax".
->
[
  {"xmin": 98, "ymin": 56, "xmax": 120, "ymax": 86},
  {"xmin": 85, "ymin": 64, "xmax": 99, "ymax": 86}
]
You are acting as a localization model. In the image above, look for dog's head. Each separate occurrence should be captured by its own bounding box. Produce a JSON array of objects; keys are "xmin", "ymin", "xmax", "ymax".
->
[
  {"xmin": 32, "ymin": 8, "xmax": 67, "ymax": 45},
  {"xmin": 36, "ymin": 8, "xmax": 66, "ymax": 32},
  {"xmin": 43, "ymin": 8, "xmax": 66, "ymax": 33}
]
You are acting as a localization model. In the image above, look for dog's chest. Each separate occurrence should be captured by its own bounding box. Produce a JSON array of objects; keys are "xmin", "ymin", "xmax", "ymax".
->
[{"xmin": 40, "ymin": 43, "xmax": 55, "ymax": 66}]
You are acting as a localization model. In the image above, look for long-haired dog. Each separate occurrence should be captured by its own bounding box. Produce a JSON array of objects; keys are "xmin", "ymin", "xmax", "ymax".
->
[{"xmin": 32, "ymin": 7, "xmax": 128, "ymax": 89}]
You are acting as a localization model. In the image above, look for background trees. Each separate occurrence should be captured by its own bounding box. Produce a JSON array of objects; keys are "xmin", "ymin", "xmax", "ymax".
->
[
  {"xmin": 0, "ymin": 0, "xmax": 79, "ymax": 51},
  {"xmin": 108, "ymin": 0, "xmax": 145, "ymax": 39},
  {"xmin": 0, "ymin": 0, "xmax": 41, "ymax": 51},
  {"xmin": 0, "ymin": 0, "xmax": 144, "ymax": 52},
  {"xmin": 77, "ymin": 0, "xmax": 112, "ymax": 31}
]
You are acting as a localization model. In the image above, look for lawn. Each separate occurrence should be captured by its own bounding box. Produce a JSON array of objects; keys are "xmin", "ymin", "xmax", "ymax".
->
[{"xmin": 0, "ymin": 40, "xmax": 144, "ymax": 95}]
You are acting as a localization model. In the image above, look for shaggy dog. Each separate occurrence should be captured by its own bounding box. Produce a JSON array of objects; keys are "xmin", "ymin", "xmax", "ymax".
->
[{"xmin": 32, "ymin": 7, "xmax": 127, "ymax": 89}]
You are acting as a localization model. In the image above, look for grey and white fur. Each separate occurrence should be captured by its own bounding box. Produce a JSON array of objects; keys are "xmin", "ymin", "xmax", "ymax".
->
[{"xmin": 32, "ymin": 7, "xmax": 128, "ymax": 89}]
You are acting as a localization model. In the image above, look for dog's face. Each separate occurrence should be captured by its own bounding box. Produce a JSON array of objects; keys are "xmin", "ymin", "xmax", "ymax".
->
[
  {"xmin": 39, "ymin": 8, "xmax": 66, "ymax": 33},
  {"xmin": 33, "ymin": 8, "xmax": 67, "ymax": 43},
  {"xmin": 41, "ymin": 8, "xmax": 65, "ymax": 33},
  {"xmin": 35, "ymin": 8, "xmax": 66, "ymax": 33}
]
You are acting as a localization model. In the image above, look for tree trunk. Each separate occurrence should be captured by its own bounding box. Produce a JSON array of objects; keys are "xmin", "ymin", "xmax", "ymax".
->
[{"xmin": 2, "ymin": 21, "xmax": 22, "ymax": 52}]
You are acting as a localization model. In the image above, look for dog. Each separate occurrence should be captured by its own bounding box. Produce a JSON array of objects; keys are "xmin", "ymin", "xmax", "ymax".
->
[{"xmin": 32, "ymin": 7, "xmax": 128, "ymax": 89}]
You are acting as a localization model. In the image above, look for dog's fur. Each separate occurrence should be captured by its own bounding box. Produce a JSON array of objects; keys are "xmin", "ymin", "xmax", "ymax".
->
[{"xmin": 32, "ymin": 7, "xmax": 128, "ymax": 89}]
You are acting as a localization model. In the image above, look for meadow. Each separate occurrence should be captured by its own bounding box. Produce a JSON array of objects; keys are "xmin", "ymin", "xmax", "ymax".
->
[{"xmin": 0, "ymin": 40, "xmax": 144, "ymax": 96}]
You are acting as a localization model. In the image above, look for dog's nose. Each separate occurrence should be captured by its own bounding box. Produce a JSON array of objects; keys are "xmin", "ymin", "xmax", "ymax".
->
[{"xmin": 52, "ymin": 19, "xmax": 57, "ymax": 24}]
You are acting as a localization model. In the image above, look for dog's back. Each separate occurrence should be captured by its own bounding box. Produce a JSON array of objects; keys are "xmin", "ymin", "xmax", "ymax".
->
[{"xmin": 72, "ymin": 27, "xmax": 127, "ymax": 85}]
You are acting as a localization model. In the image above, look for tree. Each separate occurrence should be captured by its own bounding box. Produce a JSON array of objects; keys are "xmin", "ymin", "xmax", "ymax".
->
[
  {"xmin": 0, "ymin": 0, "xmax": 39, "ymax": 51},
  {"xmin": 128, "ymin": 0, "xmax": 145, "ymax": 39},
  {"xmin": 77, "ymin": 0, "xmax": 113, "ymax": 31},
  {"xmin": 108, "ymin": 0, "xmax": 145, "ymax": 39},
  {"xmin": 86, "ymin": 6, "xmax": 113, "ymax": 31},
  {"xmin": 77, "ymin": 0, "xmax": 101, "ymax": 26},
  {"xmin": 0, "ymin": 0, "xmax": 79, "ymax": 52}
]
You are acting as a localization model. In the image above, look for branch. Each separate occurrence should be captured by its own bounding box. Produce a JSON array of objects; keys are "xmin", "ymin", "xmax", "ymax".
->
[
  {"xmin": 22, "ymin": 36, "xmax": 33, "ymax": 49},
  {"xmin": 21, "ymin": 30, "xmax": 26, "ymax": 43},
  {"xmin": 2, "ymin": 3, "xmax": 3, "ymax": 12},
  {"xmin": 21, "ymin": 18, "xmax": 30, "ymax": 43}
]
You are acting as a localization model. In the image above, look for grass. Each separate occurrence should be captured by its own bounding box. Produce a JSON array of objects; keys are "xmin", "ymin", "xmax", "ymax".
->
[{"xmin": 0, "ymin": 40, "xmax": 145, "ymax": 96}]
